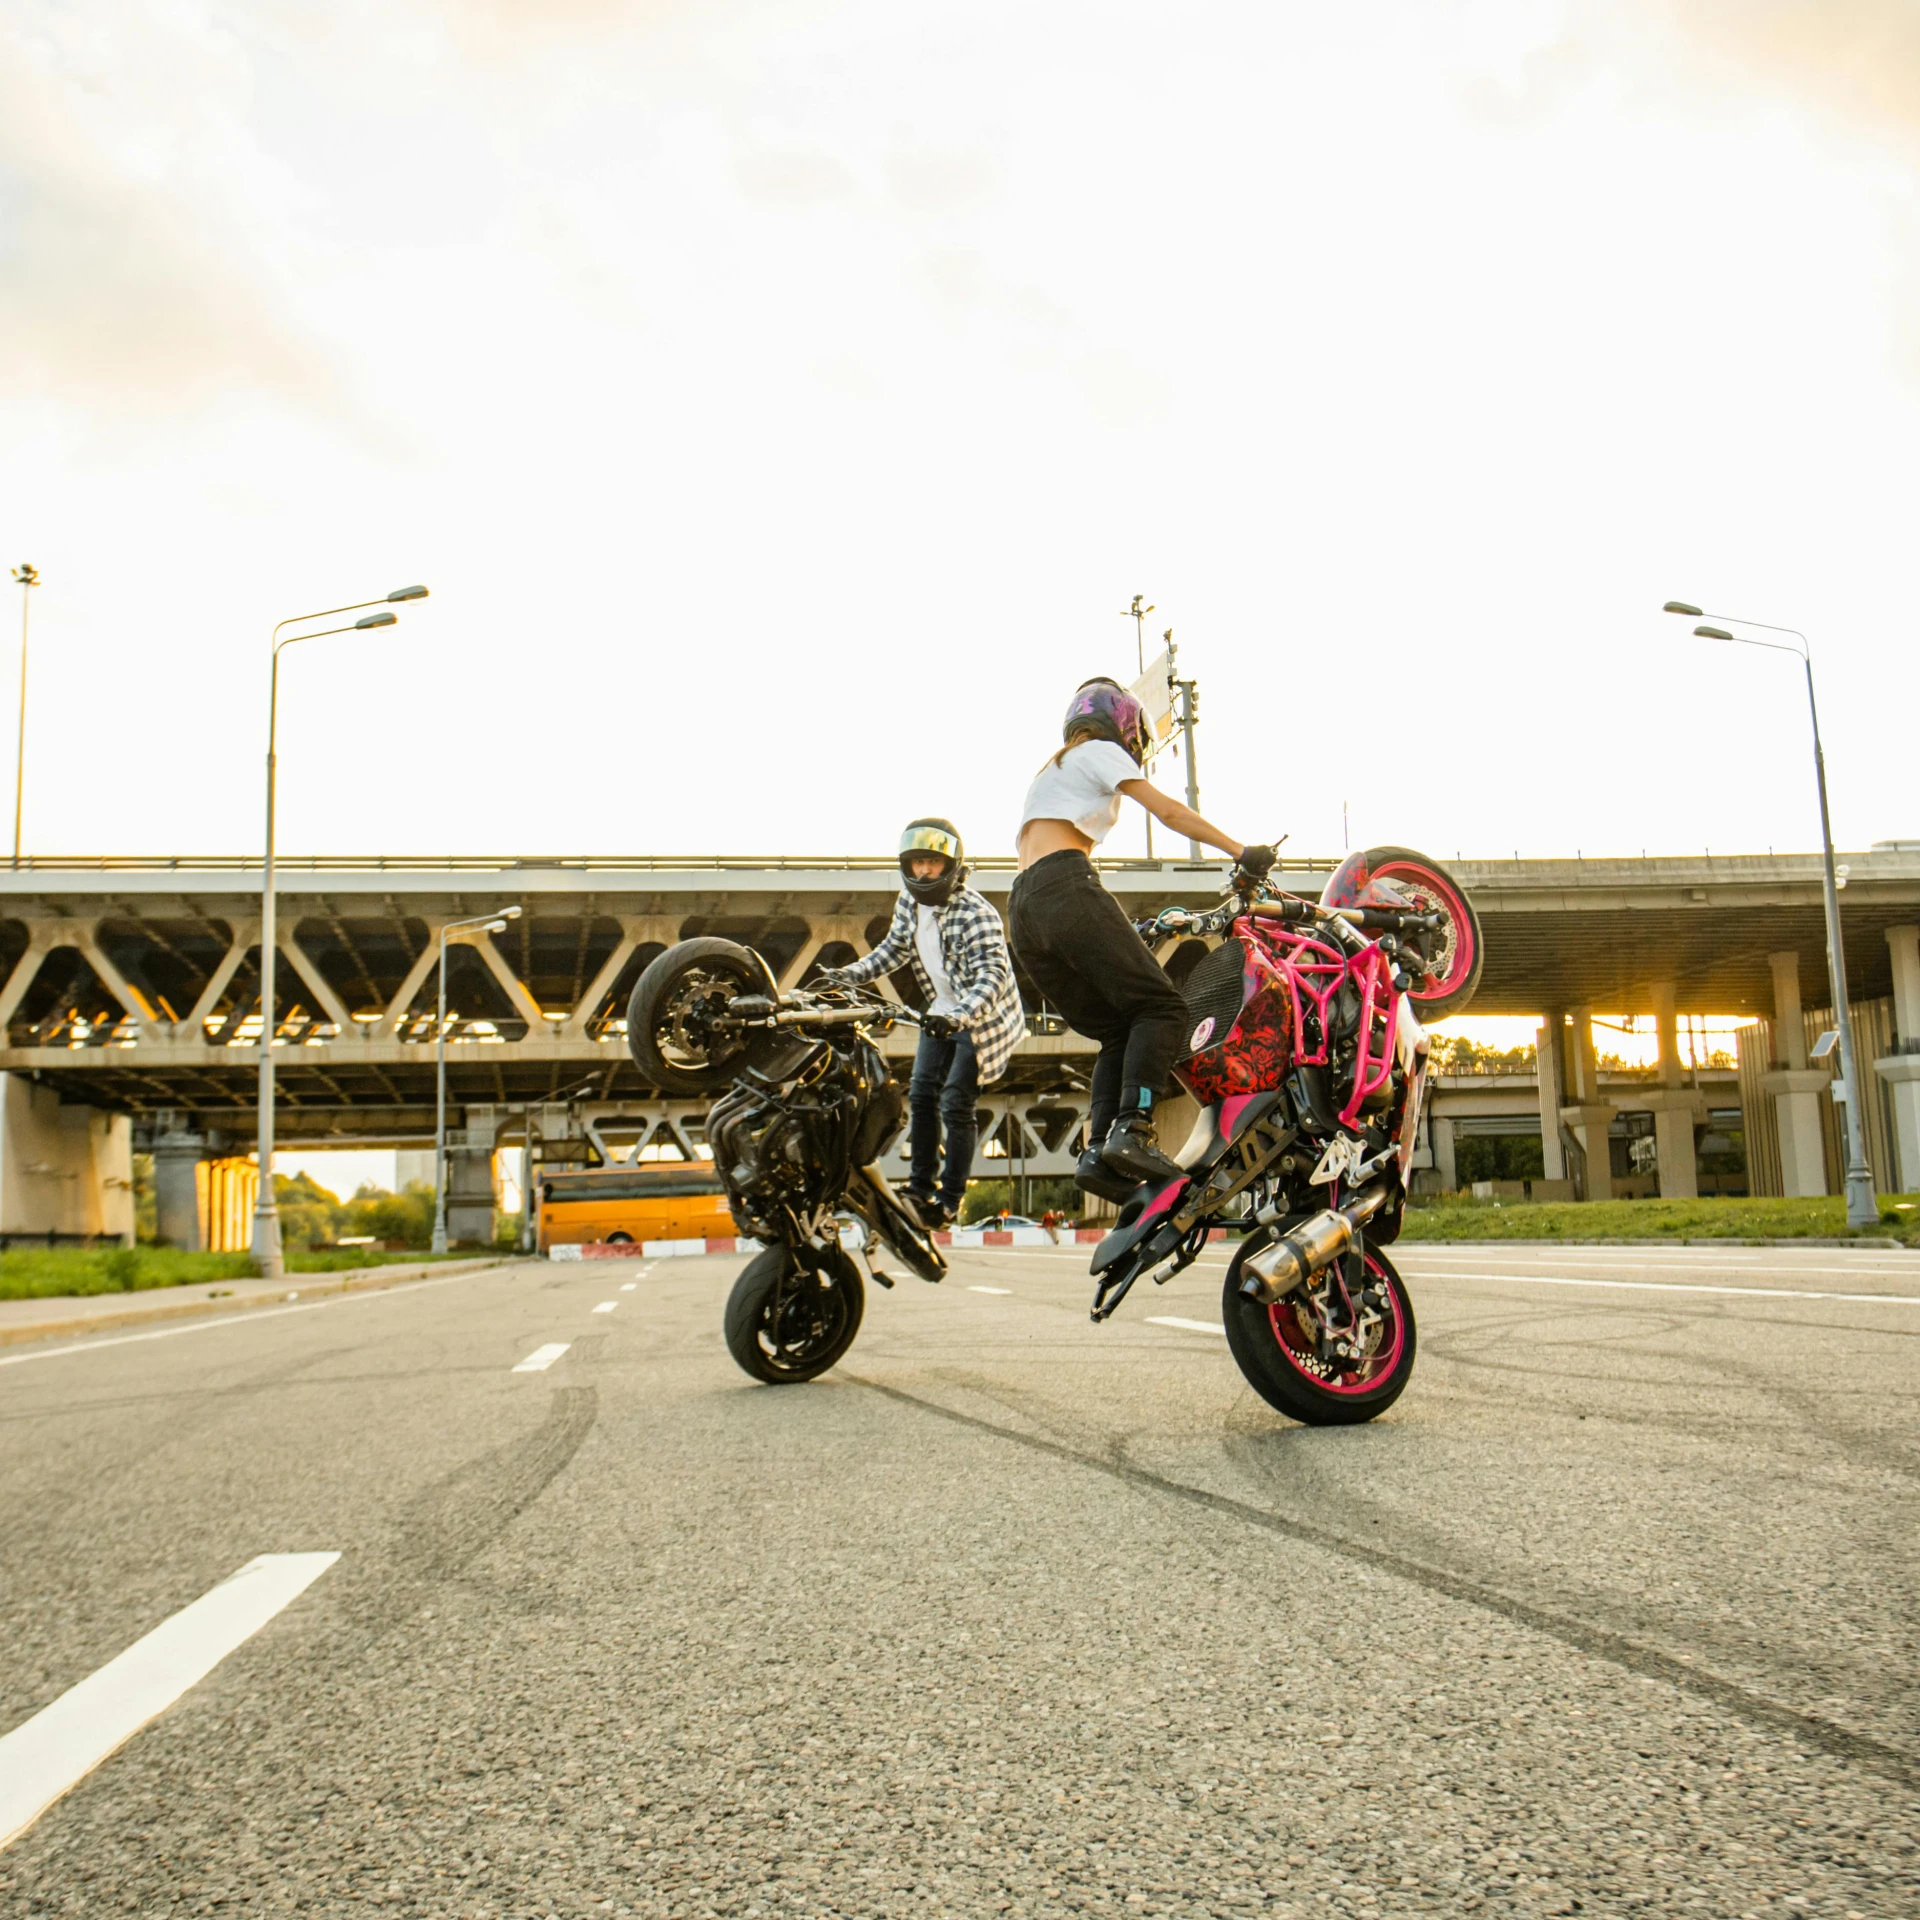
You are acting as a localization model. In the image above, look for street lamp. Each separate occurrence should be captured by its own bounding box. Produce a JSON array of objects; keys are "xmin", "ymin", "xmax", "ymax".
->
[
  {"xmin": 432, "ymin": 905, "xmax": 523, "ymax": 1254},
  {"xmin": 251, "ymin": 586, "xmax": 428, "ymax": 1277},
  {"xmin": 1663, "ymin": 599, "xmax": 1877, "ymax": 1228},
  {"xmin": 11, "ymin": 563, "xmax": 39, "ymax": 869}
]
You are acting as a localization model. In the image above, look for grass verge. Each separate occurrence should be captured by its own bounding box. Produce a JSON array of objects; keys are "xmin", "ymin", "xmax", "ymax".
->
[
  {"xmin": 1399, "ymin": 1193, "xmax": 1920, "ymax": 1246},
  {"xmin": 0, "ymin": 1245, "xmax": 483, "ymax": 1302}
]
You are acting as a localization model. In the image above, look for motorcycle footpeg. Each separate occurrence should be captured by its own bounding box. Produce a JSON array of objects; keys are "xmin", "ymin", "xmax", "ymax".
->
[
  {"xmin": 1090, "ymin": 1267, "xmax": 1141, "ymax": 1323},
  {"xmin": 867, "ymin": 1267, "xmax": 896, "ymax": 1290}
]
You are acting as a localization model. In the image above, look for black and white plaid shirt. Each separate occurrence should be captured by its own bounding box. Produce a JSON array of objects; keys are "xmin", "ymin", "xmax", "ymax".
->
[{"xmin": 835, "ymin": 885, "xmax": 1024, "ymax": 1084}]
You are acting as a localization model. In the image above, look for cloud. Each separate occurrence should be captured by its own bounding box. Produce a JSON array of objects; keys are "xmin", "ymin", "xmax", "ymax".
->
[
  {"xmin": 1646, "ymin": 0, "xmax": 1920, "ymax": 141},
  {"xmin": 0, "ymin": 9, "xmax": 354, "ymax": 427}
]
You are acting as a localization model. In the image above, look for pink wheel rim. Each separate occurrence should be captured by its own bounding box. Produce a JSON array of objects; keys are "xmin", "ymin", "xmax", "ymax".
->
[
  {"xmin": 1372, "ymin": 860, "xmax": 1475, "ymax": 1003},
  {"xmin": 1265, "ymin": 1251, "xmax": 1407, "ymax": 1396}
]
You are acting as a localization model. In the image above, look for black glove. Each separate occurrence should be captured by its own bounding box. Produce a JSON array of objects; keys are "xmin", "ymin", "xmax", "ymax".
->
[
  {"xmin": 815, "ymin": 966, "xmax": 854, "ymax": 990},
  {"xmin": 922, "ymin": 1012, "xmax": 961, "ymax": 1040},
  {"xmin": 1235, "ymin": 843, "xmax": 1278, "ymax": 880}
]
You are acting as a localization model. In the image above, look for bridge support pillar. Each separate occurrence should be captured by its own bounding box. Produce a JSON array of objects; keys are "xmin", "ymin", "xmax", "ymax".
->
[
  {"xmin": 1763, "ymin": 1071, "xmax": 1831, "ymax": 1196},
  {"xmin": 1429, "ymin": 1113, "xmax": 1457, "ymax": 1191},
  {"xmin": 446, "ymin": 1115, "xmax": 501, "ymax": 1247},
  {"xmin": 150, "ymin": 1121, "xmax": 209, "ymax": 1250},
  {"xmin": 0, "ymin": 1075, "xmax": 136, "ymax": 1244},
  {"xmin": 1644, "ymin": 1089, "xmax": 1707, "ymax": 1200},
  {"xmin": 1559, "ymin": 1103, "xmax": 1616, "ymax": 1201},
  {"xmin": 1535, "ymin": 1011, "xmax": 1567, "ymax": 1180},
  {"xmin": 1875, "ymin": 925, "xmax": 1920, "ymax": 1192},
  {"xmin": 1765, "ymin": 950, "xmax": 1829, "ymax": 1196}
]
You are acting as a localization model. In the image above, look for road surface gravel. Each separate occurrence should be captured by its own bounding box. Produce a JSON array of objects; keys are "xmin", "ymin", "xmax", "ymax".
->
[{"xmin": 0, "ymin": 1240, "xmax": 1913, "ymax": 1917}]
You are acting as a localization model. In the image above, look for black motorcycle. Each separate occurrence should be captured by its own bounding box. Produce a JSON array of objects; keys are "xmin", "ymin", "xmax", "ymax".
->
[{"xmin": 626, "ymin": 938, "xmax": 946, "ymax": 1384}]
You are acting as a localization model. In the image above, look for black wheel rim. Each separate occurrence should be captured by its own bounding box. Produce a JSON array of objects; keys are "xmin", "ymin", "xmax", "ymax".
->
[
  {"xmin": 756, "ymin": 1260, "xmax": 852, "ymax": 1374},
  {"xmin": 656, "ymin": 965, "xmax": 751, "ymax": 1079}
]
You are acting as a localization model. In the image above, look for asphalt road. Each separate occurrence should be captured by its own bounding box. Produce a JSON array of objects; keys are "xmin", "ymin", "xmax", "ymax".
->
[{"xmin": 1, "ymin": 1238, "xmax": 1916, "ymax": 1918}]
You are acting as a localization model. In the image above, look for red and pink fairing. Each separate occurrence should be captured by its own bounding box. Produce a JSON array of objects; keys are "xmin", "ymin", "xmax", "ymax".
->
[{"xmin": 1174, "ymin": 870, "xmax": 1431, "ymax": 1178}]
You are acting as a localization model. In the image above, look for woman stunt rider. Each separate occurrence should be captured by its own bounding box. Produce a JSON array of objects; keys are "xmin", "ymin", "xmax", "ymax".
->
[{"xmin": 1009, "ymin": 678, "xmax": 1275, "ymax": 1199}]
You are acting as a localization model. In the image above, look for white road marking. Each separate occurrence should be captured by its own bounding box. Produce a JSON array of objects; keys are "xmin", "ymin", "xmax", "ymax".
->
[
  {"xmin": 0, "ymin": 1552, "xmax": 339, "ymax": 1851},
  {"xmin": 967, "ymin": 1285, "xmax": 1011, "ymax": 1295},
  {"xmin": 592, "ymin": 1300, "xmax": 618, "ymax": 1314},
  {"xmin": 512, "ymin": 1342, "xmax": 571, "ymax": 1372},
  {"xmin": 0, "ymin": 1265, "xmax": 502, "ymax": 1372},
  {"xmin": 1147, "ymin": 1316, "xmax": 1227, "ymax": 1335},
  {"xmin": 1401, "ymin": 1253, "xmax": 1920, "ymax": 1279},
  {"xmin": 1411, "ymin": 1271, "xmax": 1920, "ymax": 1307},
  {"xmin": 620, "ymin": 1282, "xmax": 636, "ymax": 1292}
]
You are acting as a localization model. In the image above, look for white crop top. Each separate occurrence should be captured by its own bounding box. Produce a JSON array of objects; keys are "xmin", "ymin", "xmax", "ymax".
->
[{"xmin": 1016, "ymin": 739, "xmax": 1141, "ymax": 846}]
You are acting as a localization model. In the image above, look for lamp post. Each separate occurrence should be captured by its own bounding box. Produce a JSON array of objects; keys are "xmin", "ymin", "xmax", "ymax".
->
[
  {"xmin": 432, "ymin": 905, "xmax": 522, "ymax": 1254},
  {"xmin": 1662, "ymin": 600, "xmax": 1877, "ymax": 1228},
  {"xmin": 11, "ymin": 563, "xmax": 38, "ymax": 869},
  {"xmin": 252, "ymin": 585, "xmax": 428, "ymax": 1277},
  {"xmin": 1121, "ymin": 595, "xmax": 1156, "ymax": 859}
]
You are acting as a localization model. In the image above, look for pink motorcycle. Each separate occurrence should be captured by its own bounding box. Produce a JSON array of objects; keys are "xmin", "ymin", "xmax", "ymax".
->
[{"xmin": 1089, "ymin": 846, "xmax": 1482, "ymax": 1425}]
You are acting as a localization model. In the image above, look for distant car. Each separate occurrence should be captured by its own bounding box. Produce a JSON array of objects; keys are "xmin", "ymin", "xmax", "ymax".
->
[{"xmin": 974, "ymin": 1213, "xmax": 1038, "ymax": 1232}]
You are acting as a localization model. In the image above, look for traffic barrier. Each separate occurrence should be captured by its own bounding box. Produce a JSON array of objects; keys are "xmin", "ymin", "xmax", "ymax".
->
[
  {"xmin": 547, "ymin": 1224, "xmax": 1224, "ymax": 1261},
  {"xmin": 549, "ymin": 1238, "xmax": 765, "ymax": 1261}
]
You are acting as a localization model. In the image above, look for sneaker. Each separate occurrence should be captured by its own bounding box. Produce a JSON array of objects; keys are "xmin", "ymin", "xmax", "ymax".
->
[
  {"xmin": 900, "ymin": 1188, "xmax": 939, "ymax": 1224},
  {"xmin": 1074, "ymin": 1143, "xmax": 1141, "ymax": 1204},
  {"xmin": 1099, "ymin": 1112, "xmax": 1183, "ymax": 1186}
]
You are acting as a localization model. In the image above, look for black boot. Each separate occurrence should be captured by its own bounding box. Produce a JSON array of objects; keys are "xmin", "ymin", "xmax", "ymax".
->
[
  {"xmin": 1074, "ymin": 1143, "xmax": 1139, "ymax": 1204},
  {"xmin": 1099, "ymin": 1112, "xmax": 1183, "ymax": 1186}
]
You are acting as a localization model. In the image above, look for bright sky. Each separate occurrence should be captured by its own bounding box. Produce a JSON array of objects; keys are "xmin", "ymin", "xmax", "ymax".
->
[{"xmin": 5, "ymin": 1, "xmax": 1918, "ymax": 868}]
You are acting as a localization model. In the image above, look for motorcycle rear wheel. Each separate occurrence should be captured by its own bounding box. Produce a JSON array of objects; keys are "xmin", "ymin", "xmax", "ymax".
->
[
  {"xmin": 724, "ymin": 1243, "xmax": 865, "ymax": 1383},
  {"xmin": 627, "ymin": 937, "xmax": 774, "ymax": 1095},
  {"xmin": 1221, "ymin": 1236, "xmax": 1416, "ymax": 1425}
]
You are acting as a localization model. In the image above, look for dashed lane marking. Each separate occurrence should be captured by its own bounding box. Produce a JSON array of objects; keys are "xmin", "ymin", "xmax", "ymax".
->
[
  {"xmin": 967, "ymin": 1286, "xmax": 1011, "ymax": 1295},
  {"xmin": 592, "ymin": 1301, "xmax": 619, "ymax": 1314},
  {"xmin": 620, "ymin": 1282, "xmax": 636, "ymax": 1292},
  {"xmin": 512, "ymin": 1342, "xmax": 571, "ymax": 1372},
  {"xmin": 0, "ymin": 1552, "xmax": 340, "ymax": 1851},
  {"xmin": 1146, "ymin": 1316, "xmax": 1227, "ymax": 1335}
]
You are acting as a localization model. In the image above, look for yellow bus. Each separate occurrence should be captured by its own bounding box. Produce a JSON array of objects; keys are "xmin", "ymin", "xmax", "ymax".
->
[{"xmin": 537, "ymin": 1161, "xmax": 737, "ymax": 1249}]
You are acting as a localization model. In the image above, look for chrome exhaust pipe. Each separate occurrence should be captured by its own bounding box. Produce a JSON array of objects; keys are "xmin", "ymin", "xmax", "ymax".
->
[{"xmin": 1239, "ymin": 1183, "xmax": 1393, "ymax": 1305}]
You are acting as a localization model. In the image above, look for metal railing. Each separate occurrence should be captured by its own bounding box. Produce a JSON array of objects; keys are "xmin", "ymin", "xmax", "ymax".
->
[{"xmin": 0, "ymin": 852, "xmax": 1340, "ymax": 875}]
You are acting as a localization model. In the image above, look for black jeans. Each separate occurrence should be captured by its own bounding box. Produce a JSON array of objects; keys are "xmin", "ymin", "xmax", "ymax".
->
[
  {"xmin": 1007, "ymin": 850, "xmax": 1189, "ymax": 1144},
  {"xmin": 908, "ymin": 1027, "xmax": 979, "ymax": 1211}
]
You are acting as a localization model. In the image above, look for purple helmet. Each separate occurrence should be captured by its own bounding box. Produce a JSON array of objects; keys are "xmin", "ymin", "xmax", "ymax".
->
[{"xmin": 1063, "ymin": 677, "xmax": 1149, "ymax": 763}]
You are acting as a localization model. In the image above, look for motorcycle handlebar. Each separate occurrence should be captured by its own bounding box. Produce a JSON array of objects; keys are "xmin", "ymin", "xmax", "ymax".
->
[
  {"xmin": 1136, "ymin": 898, "xmax": 1444, "ymax": 942},
  {"xmin": 726, "ymin": 988, "xmax": 918, "ymax": 1031}
]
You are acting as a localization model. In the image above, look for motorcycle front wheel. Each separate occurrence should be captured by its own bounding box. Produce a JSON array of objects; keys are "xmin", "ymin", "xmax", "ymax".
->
[
  {"xmin": 1355, "ymin": 845, "xmax": 1483, "ymax": 1020},
  {"xmin": 1221, "ymin": 1236, "xmax": 1416, "ymax": 1426},
  {"xmin": 723, "ymin": 1243, "xmax": 865, "ymax": 1384},
  {"xmin": 627, "ymin": 937, "xmax": 775, "ymax": 1095}
]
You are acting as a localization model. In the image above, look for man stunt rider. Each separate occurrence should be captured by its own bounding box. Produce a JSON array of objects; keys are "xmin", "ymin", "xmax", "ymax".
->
[{"xmin": 820, "ymin": 820, "xmax": 1024, "ymax": 1229}]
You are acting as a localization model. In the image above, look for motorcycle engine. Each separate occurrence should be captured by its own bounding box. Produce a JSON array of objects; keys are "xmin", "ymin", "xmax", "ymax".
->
[{"xmin": 708, "ymin": 1088, "xmax": 825, "ymax": 1240}]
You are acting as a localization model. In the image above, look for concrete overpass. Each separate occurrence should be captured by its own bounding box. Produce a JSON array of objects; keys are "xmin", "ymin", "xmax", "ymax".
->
[{"xmin": 1, "ymin": 847, "xmax": 1916, "ymax": 1244}]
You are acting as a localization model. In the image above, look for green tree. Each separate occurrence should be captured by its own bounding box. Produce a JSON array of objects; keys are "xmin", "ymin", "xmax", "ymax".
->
[
  {"xmin": 273, "ymin": 1170, "xmax": 345, "ymax": 1251},
  {"xmin": 343, "ymin": 1180, "xmax": 436, "ymax": 1250}
]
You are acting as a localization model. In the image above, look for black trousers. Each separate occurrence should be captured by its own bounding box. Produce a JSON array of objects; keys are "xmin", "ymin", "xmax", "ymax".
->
[{"xmin": 1007, "ymin": 850, "xmax": 1189, "ymax": 1144}]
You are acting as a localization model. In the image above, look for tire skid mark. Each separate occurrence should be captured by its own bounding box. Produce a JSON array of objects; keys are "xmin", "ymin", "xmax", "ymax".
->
[
  {"xmin": 848, "ymin": 1372, "xmax": 1919, "ymax": 1791},
  {"xmin": 339, "ymin": 1384, "xmax": 599, "ymax": 1634}
]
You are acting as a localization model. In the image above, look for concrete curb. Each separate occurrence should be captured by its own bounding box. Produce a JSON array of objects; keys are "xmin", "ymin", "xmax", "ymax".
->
[{"xmin": 0, "ymin": 1255, "xmax": 525, "ymax": 1349}]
